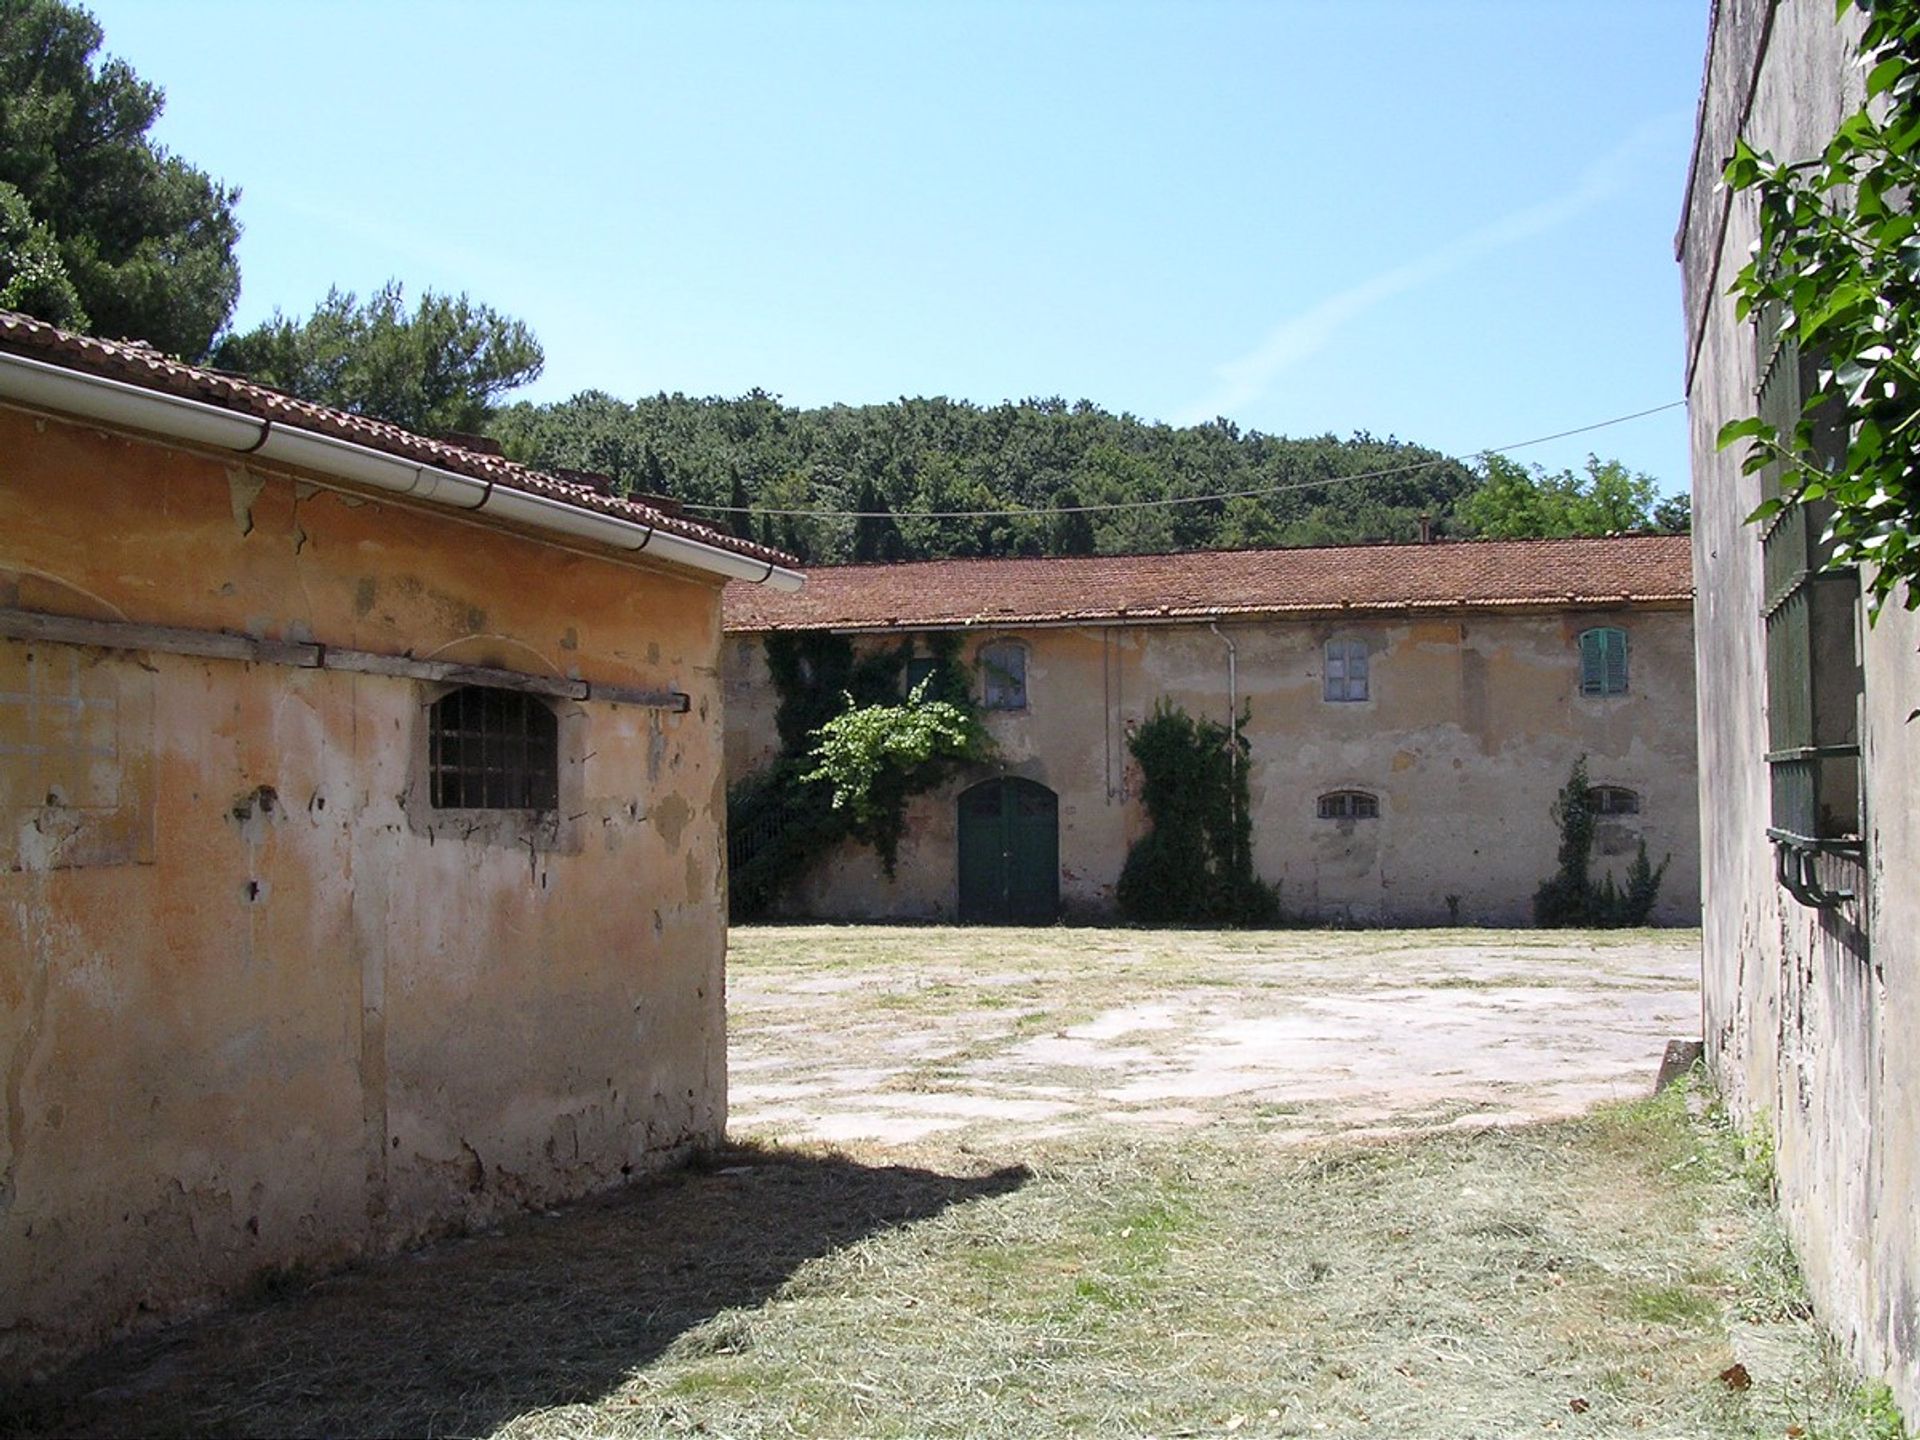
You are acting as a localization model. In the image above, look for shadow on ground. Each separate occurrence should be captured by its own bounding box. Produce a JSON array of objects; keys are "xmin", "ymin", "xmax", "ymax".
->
[{"xmin": 0, "ymin": 1144, "xmax": 1028, "ymax": 1440}]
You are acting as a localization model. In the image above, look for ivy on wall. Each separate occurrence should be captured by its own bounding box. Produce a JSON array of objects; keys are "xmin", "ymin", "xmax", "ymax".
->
[
  {"xmin": 728, "ymin": 631, "xmax": 981, "ymax": 916},
  {"xmin": 1116, "ymin": 701, "xmax": 1280, "ymax": 926}
]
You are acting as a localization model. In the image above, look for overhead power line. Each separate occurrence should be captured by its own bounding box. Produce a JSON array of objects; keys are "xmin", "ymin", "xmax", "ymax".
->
[{"xmin": 678, "ymin": 399, "xmax": 1686, "ymax": 521}]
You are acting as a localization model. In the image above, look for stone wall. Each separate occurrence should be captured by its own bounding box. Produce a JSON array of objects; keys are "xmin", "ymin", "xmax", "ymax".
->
[
  {"xmin": 724, "ymin": 601, "xmax": 1699, "ymax": 927},
  {"xmin": 1680, "ymin": 0, "xmax": 1920, "ymax": 1414},
  {"xmin": 0, "ymin": 409, "xmax": 730, "ymax": 1376}
]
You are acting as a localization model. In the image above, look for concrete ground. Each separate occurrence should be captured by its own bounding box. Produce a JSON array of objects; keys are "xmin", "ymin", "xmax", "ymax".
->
[{"xmin": 726, "ymin": 925, "xmax": 1701, "ymax": 1148}]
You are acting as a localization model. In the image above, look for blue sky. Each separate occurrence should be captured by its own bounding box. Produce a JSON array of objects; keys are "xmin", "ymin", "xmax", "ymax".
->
[{"xmin": 91, "ymin": 1, "xmax": 1708, "ymax": 493}]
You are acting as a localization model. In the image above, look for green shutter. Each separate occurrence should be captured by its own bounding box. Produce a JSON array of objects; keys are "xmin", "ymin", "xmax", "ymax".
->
[
  {"xmin": 1605, "ymin": 629, "xmax": 1627, "ymax": 694},
  {"xmin": 1579, "ymin": 628, "xmax": 1625, "ymax": 696}
]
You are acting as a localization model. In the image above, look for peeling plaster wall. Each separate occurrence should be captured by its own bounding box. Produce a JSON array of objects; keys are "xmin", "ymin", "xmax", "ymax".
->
[
  {"xmin": 0, "ymin": 410, "xmax": 730, "ymax": 1377},
  {"xmin": 1681, "ymin": 0, "xmax": 1920, "ymax": 1415},
  {"xmin": 724, "ymin": 606, "xmax": 1698, "ymax": 927}
]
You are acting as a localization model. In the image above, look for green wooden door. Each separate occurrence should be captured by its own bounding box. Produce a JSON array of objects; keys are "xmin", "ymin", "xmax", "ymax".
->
[{"xmin": 957, "ymin": 778, "xmax": 1059, "ymax": 924}]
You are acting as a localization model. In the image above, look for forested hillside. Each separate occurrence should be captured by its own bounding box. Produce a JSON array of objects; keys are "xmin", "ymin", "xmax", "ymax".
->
[{"xmin": 490, "ymin": 391, "xmax": 1482, "ymax": 562}]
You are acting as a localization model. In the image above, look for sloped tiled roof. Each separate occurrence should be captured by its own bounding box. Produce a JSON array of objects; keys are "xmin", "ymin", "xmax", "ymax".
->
[
  {"xmin": 0, "ymin": 310, "xmax": 795, "ymax": 570},
  {"xmin": 723, "ymin": 534, "xmax": 1694, "ymax": 632}
]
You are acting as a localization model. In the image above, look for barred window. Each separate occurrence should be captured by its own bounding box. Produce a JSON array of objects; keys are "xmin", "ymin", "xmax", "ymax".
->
[
  {"xmin": 980, "ymin": 641, "xmax": 1028, "ymax": 711},
  {"xmin": 428, "ymin": 687, "xmax": 559, "ymax": 810},
  {"xmin": 1756, "ymin": 309, "xmax": 1862, "ymax": 847},
  {"xmin": 1324, "ymin": 639, "xmax": 1369, "ymax": 703},
  {"xmin": 1591, "ymin": 786, "xmax": 1640, "ymax": 816},
  {"xmin": 1317, "ymin": 790, "xmax": 1379, "ymax": 820},
  {"xmin": 1578, "ymin": 627, "xmax": 1628, "ymax": 696}
]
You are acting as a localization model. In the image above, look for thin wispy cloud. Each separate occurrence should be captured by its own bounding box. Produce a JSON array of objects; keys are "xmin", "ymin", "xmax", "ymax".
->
[{"xmin": 1175, "ymin": 116, "xmax": 1680, "ymax": 427}]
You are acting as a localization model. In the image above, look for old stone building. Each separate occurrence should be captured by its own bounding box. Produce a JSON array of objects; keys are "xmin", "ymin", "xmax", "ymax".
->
[
  {"xmin": 723, "ymin": 535, "xmax": 1699, "ymax": 927},
  {"xmin": 0, "ymin": 313, "xmax": 801, "ymax": 1376},
  {"xmin": 1680, "ymin": 0, "xmax": 1919, "ymax": 1415}
]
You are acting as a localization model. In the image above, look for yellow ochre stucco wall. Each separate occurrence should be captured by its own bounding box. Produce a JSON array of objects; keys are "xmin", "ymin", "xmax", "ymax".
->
[
  {"xmin": 0, "ymin": 408, "xmax": 729, "ymax": 1376},
  {"xmin": 724, "ymin": 605, "xmax": 1699, "ymax": 927}
]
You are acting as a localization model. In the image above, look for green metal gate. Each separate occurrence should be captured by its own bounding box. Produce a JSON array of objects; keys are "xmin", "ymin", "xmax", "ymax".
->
[{"xmin": 957, "ymin": 777, "xmax": 1059, "ymax": 925}]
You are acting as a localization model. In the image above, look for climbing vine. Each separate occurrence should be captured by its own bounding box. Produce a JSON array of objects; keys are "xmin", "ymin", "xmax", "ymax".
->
[
  {"xmin": 805, "ymin": 680, "xmax": 988, "ymax": 872},
  {"xmin": 1719, "ymin": 0, "xmax": 1920, "ymax": 615},
  {"xmin": 728, "ymin": 631, "xmax": 982, "ymax": 915},
  {"xmin": 1532, "ymin": 757, "xmax": 1668, "ymax": 928},
  {"xmin": 1116, "ymin": 700, "xmax": 1280, "ymax": 926}
]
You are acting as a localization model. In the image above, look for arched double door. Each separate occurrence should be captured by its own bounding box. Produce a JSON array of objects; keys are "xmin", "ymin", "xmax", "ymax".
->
[{"xmin": 957, "ymin": 777, "xmax": 1059, "ymax": 924}]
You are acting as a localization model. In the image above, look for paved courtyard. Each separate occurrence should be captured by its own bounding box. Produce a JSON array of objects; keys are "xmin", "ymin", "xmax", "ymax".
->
[{"xmin": 726, "ymin": 925, "xmax": 1702, "ymax": 1147}]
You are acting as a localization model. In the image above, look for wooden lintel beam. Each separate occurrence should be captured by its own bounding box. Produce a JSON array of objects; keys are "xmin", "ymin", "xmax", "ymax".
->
[{"xmin": 0, "ymin": 606, "xmax": 690, "ymax": 711}]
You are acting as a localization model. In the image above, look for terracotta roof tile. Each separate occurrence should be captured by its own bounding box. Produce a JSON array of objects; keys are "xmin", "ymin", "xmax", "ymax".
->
[
  {"xmin": 723, "ymin": 534, "xmax": 1694, "ymax": 631},
  {"xmin": 0, "ymin": 311, "xmax": 796, "ymax": 571}
]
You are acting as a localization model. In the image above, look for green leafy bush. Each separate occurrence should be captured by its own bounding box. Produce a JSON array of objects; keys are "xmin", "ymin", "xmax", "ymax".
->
[
  {"xmin": 1533, "ymin": 757, "xmax": 1670, "ymax": 927},
  {"xmin": 804, "ymin": 681, "xmax": 988, "ymax": 874}
]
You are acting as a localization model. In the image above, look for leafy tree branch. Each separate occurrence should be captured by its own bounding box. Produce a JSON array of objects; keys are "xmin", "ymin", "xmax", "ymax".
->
[{"xmin": 1718, "ymin": 0, "xmax": 1920, "ymax": 615}]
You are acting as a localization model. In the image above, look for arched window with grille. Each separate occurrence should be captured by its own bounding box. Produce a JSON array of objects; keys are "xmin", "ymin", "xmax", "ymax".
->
[
  {"xmin": 428, "ymin": 687, "xmax": 559, "ymax": 810},
  {"xmin": 1317, "ymin": 790, "xmax": 1379, "ymax": 820},
  {"xmin": 1591, "ymin": 785, "xmax": 1641, "ymax": 816}
]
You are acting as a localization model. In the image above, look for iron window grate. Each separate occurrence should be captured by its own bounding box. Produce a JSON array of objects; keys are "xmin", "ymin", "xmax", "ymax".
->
[{"xmin": 429, "ymin": 686, "xmax": 560, "ymax": 810}]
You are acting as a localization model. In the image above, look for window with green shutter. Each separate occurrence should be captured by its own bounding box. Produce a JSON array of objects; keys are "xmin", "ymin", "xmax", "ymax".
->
[
  {"xmin": 1754, "ymin": 310, "xmax": 1864, "ymax": 907},
  {"xmin": 1578, "ymin": 627, "xmax": 1628, "ymax": 696}
]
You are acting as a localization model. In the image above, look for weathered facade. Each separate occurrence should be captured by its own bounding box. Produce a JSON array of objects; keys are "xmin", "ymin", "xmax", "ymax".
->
[
  {"xmin": 0, "ymin": 315, "xmax": 800, "ymax": 1376},
  {"xmin": 724, "ymin": 538, "xmax": 1700, "ymax": 927},
  {"xmin": 1680, "ymin": 0, "xmax": 1919, "ymax": 1415}
]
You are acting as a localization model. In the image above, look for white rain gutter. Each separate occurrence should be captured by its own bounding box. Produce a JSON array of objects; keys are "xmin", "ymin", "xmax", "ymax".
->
[{"xmin": 0, "ymin": 348, "xmax": 805, "ymax": 592}]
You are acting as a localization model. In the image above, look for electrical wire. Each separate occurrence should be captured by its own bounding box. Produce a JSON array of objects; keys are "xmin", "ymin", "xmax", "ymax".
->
[{"xmin": 678, "ymin": 399, "xmax": 1686, "ymax": 521}]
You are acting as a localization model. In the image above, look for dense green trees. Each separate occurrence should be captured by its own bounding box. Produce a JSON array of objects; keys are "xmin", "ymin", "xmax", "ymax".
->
[
  {"xmin": 491, "ymin": 392, "xmax": 1486, "ymax": 561},
  {"xmin": 0, "ymin": 0, "xmax": 241, "ymax": 357},
  {"xmin": 1458, "ymin": 454, "xmax": 1689, "ymax": 539},
  {"xmin": 0, "ymin": 0, "xmax": 541, "ymax": 434},
  {"xmin": 211, "ymin": 283, "xmax": 545, "ymax": 436}
]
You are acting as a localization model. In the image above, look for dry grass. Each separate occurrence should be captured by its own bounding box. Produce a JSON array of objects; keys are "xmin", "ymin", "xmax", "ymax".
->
[{"xmin": 2, "ymin": 1087, "xmax": 1897, "ymax": 1439}]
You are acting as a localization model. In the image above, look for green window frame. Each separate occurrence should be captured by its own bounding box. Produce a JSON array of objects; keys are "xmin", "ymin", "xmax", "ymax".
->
[
  {"xmin": 1577, "ymin": 627, "xmax": 1628, "ymax": 696},
  {"xmin": 1752, "ymin": 308, "xmax": 1864, "ymax": 910},
  {"xmin": 1756, "ymin": 317, "xmax": 1862, "ymax": 854}
]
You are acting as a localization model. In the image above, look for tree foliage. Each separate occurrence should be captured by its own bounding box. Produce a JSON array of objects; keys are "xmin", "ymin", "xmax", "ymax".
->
[
  {"xmin": 492, "ymin": 392, "xmax": 1485, "ymax": 562},
  {"xmin": 1719, "ymin": 0, "xmax": 1920, "ymax": 615},
  {"xmin": 1456, "ymin": 453, "xmax": 1685, "ymax": 538},
  {"xmin": 0, "ymin": 0, "xmax": 240, "ymax": 357},
  {"xmin": 1116, "ymin": 701, "xmax": 1280, "ymax": 926},
  {"xmin": 212, "ymin": 282, "xmax": 544, "ymax": 435}
]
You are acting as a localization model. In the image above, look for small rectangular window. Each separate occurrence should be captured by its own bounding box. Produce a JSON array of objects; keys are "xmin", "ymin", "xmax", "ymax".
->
[
  {"xmin": 429, "ymin": 687, "xmax": 559, "ymax": 810},
  {"xmin": 980, "ymin": 642, "xmax": 1028, "ymax": 711},
  {"xmin": 1578, "ymin": 627, "xmax": 1628, "ymax": 696},
  {"xmin": 905, "ymin": 655, "xmax": 939, "ymax": 696},
  {"xmin": 1324, "ymin": 639, "xmax": 1369, "ymax": 702}
]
